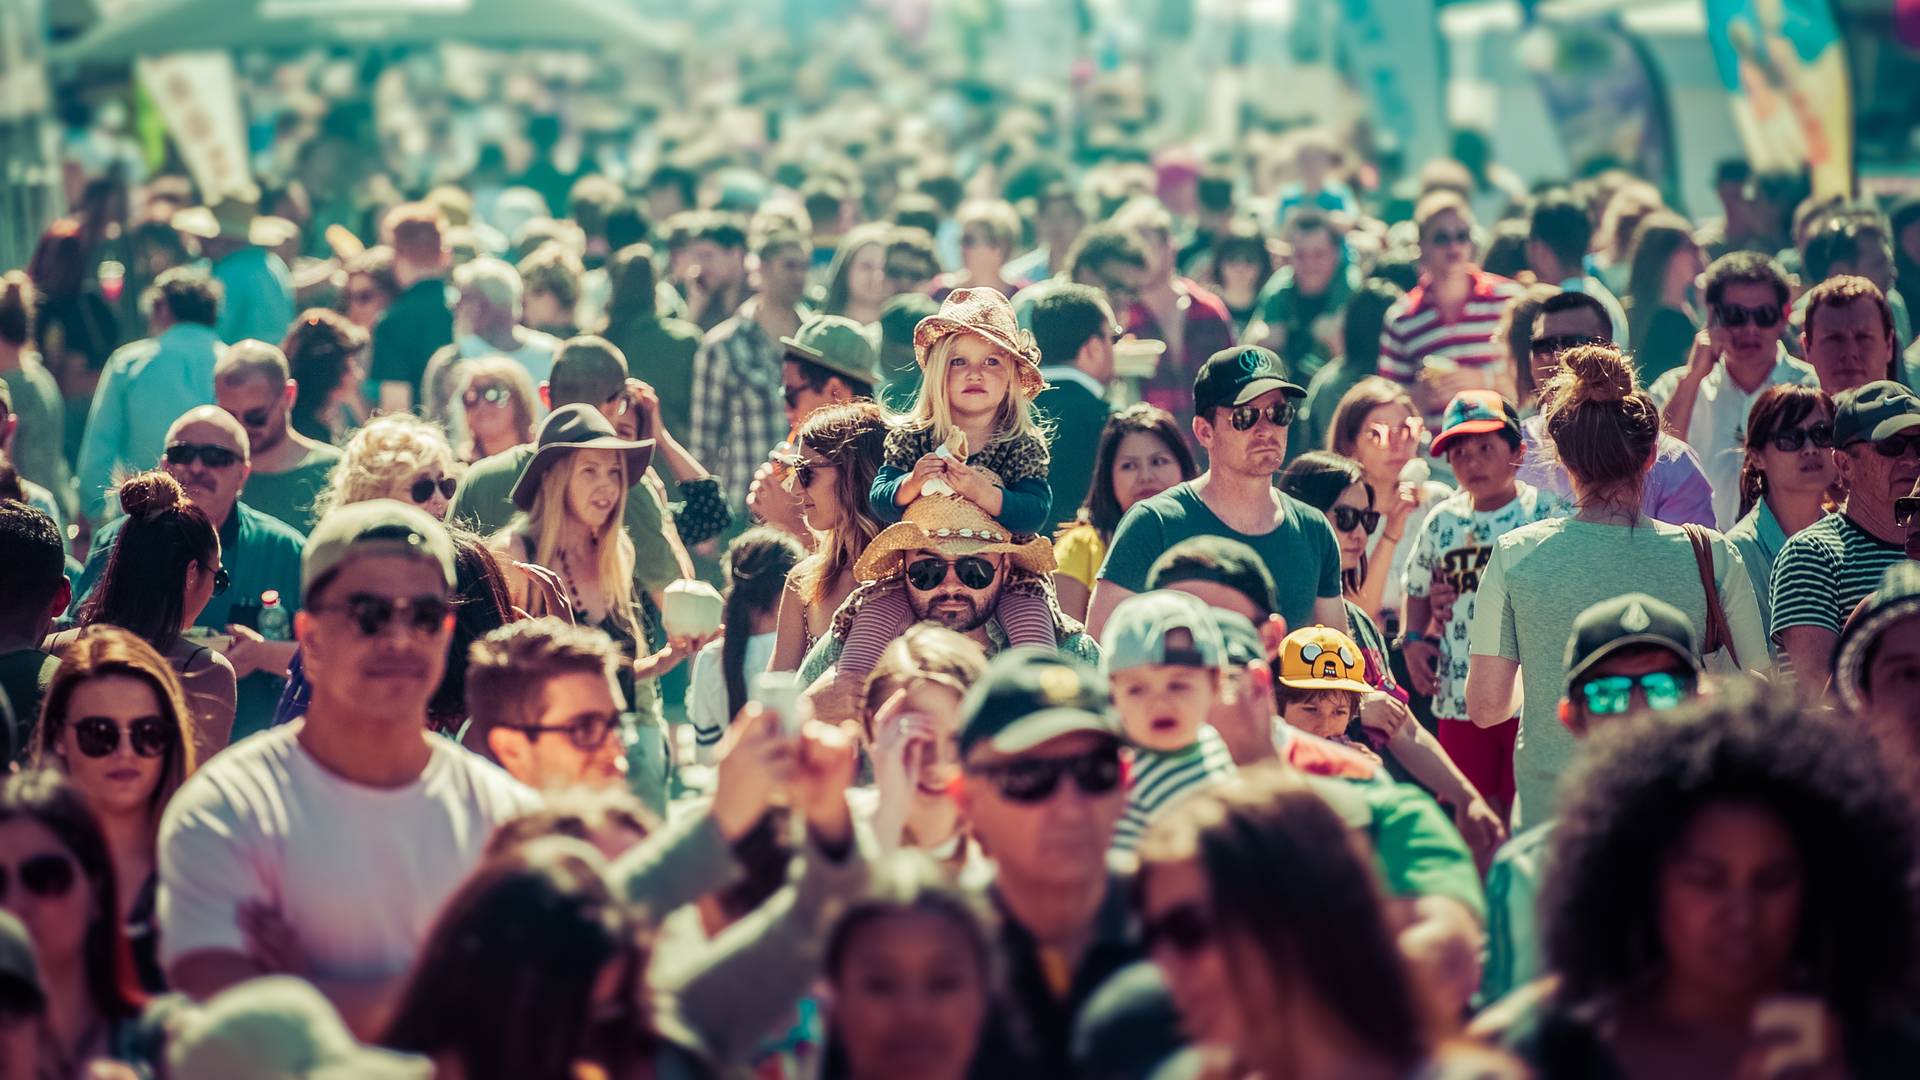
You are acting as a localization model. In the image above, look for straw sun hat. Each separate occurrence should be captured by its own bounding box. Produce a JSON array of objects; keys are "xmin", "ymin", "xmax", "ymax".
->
[
  {"xmin": 912, "ymin": 287, "xmax": 1046, "ymax": 400},
  {"xmin": 853, "ymin": 493, "xmax": 1056, "ymax": 583}
]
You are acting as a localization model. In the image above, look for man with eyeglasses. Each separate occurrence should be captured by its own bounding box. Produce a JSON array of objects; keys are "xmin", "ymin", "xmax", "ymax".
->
[
  {"xmin": 463, "ymin": 617, "xmax": 634, "ymax": 791},
  {"xmin": 1771, "ymin": 381, "xmax": 1920, "ymax": 692},
  {"xmin": 73, "ymin": 405, "xmax": 304, "ymax": 741},
  {"xmin": 1378, "ymin": 191, "xmax": 1524, "ymax": 425},
  {"xmin": 1088, "ymin": 345, "xmax": 1350, "ymax": 642},
  {"xmin": 1482, "ymin": 593, "xmax": 1705, "ymax": 1003},
  {"xmin": 1516, "ymin": 289, "xmax": 1715, "ymax": 527},
  {"xmin": 1031, "ymin": 284, "xmax": 1118, "ymax": 535},
  {"xmin": 212, "ymin": 339, "xmax": 342, "ymax": 536},
  {"xmin": 158, "ymin": 500, "xmax": 541, "ymax": 1033},
  {"xmin": 1649, "ymin": 251, "xmax": 1818, "ymax": 529}
]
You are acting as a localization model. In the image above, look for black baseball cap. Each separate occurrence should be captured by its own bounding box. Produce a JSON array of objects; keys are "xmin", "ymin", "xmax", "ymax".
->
[
  {"xmin": 1191, "ymin": 345, "xmax": 1304, "ymax": 416},
  {"xmin": 958, "ymin": 648, "xmax": 1120, "ymax": 759},
  {"xmin": 1831, "ymin": 380, "xmax": 1920, "ymax": 448},
  {"xmin": 1563, "ymin": 593, "xmax": 1703, "ymax": 691}
]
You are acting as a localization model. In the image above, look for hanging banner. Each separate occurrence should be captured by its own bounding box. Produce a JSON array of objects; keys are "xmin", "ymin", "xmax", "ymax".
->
[
  {"xmin": 95, "ymin": 0, "xmax": 252, "ymax": 200},
  {"xmin": 1704, "ymin": 0, "xmax": 1853, "ymax": 199},
  {"xmin": 1339, "ymin": 0, "xmax": 1447, "ymax": 172},
  {"xmin": 1521, "ymin": 16, "xmax": 1674, "ymax": 194}
]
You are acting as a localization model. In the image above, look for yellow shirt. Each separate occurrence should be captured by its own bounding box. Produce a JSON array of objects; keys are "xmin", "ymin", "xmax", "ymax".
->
[{"xmin": 1054, "ymin": 524, "xmax": 1107, "ymax": 590}]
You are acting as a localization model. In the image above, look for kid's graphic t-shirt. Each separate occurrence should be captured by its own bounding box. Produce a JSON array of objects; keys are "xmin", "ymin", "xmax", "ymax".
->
[{"xmin": 1404, "ymin": 482, "xmax": 1568, "ymax": 720}]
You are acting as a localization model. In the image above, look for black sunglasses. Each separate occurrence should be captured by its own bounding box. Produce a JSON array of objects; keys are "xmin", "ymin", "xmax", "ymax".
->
[
  {"xmin": 779, "ymin": 455, "xmax": 830, "ymax": 493},
  {"xmin": 1871, "ymin": 434, "xmax": 1920, "ymax": 459},
  {"xmin": 311, "ymin": 594, "xmax": 452, "ymax": 637},
  {"xmin": 503, "ymin": 712, "xmax": 625, "ymax": 752},
  {"xmin": 164, "ymin": 443, "xmax": 241, "ymax": 468},
  {"xmin": 72, "ymin": 715, "xmax": 173, "ymax": 759},
  {"xmin": 212, "ymin": 567, "xmax": 230, "ymax": 597},
  {"xmin": 1897, "ymin": 495, "xmax": 1920, "ymax": 529},
  {"xmin": 1713, "ymin": 301, "xmax": 1783, "ymax": 329},
  {"xmin": 1769, "ymin": 424, "xmax": 1833, "ymax": 453},
  {"xmin": 906, "ymin": 555, "xmax": 997, "ymax": 591},
  {"xmin": 463, "ymin": 385, "xmax": 512, "ymax": 409},
  {"xmin": 1141, "ymin": 902, "xmax": 1213, "ymax": 957},
  {"xmin": 0, "ymin": 854, "xmax": 77, "ymax": 905},
  {"xmin": 1531, "ymin": 333, "xmax": 1606, "ymax": 357},
  {"xmin": 1426, "ymin": 228, "xmax": 1472, "ymax": 247},
  {"xmin": 1330, "ymin": 506, "xmax": 1382, "ymax": 533},
  {"xmin": 968, "ymin": 747, "xmax": 1123, "ymax": 804},
  {"xmin": 409, "ymin": 476, "xmax": 458, "ymax": 504},
  {"xmin": 1227, "ymin": 402, "xmax": 1295, "ymax": 432}
]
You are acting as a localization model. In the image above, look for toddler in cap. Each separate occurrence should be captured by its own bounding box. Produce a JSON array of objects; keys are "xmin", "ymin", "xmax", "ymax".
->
[{"xmin": 1103, "ymin": 590, "xmax": 1236, "ymax": 853}]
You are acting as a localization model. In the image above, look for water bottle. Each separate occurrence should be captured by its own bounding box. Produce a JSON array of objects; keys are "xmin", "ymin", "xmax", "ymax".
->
[{"xmin": 258, "ymin": 590, "xmax": 289, "ymax": 641}]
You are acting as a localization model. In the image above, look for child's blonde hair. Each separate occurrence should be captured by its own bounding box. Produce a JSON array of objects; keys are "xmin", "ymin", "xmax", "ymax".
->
[{"xmin": 906, "ymin": 332, "xmax": 1048, "ymax": 450}]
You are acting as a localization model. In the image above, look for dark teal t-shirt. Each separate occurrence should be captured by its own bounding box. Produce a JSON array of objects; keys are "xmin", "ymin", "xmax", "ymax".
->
[{"xmin": 1097, "ymin": 481, "xmax": 1343, "ymax": 631}]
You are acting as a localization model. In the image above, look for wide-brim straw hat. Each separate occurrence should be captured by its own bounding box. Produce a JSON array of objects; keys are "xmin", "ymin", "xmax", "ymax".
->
[
  {"xmin": 510, "ymin": 404, "xmax": 655, "ymax": 512},
  {"xmin": 912, "ymin": 287, "xmax": 1045, "ymax": 400},
  {"xmin": 853, "ymin": 494, "xmax": 1056, "ymax": 583}
]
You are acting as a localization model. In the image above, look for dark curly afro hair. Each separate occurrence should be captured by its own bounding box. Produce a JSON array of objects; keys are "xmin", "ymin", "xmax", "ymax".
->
[{"xmin": 1540, "ymin": 678, "xmax": 1919, "ymax": 1015}]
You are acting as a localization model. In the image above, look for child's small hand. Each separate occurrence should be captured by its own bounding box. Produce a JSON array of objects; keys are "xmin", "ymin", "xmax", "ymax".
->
[{"xmin": 901, "ymin": 453, "xmax": 948, "ymax": 503}]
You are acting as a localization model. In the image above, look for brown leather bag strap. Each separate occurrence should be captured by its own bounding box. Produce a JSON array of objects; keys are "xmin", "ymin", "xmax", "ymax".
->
[{"xmin": 1682, "ymin": 524, "xmax": 1740, "ymax": 669}]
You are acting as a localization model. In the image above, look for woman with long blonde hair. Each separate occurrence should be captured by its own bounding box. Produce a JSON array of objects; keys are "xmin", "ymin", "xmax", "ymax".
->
[
  {"xmin": 450, "ymin": 356, "xmax": 539, "ymax": 464},
  {"xmin": 769, "ymin": 402, "xmax": 891, "ymax": 673}
]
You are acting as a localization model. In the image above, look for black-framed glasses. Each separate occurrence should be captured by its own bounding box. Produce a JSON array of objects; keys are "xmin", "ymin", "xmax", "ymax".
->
[
  {"xmin": 164, "ymin": 443, "xmax": 241, "ymax": 469},
  {"xmin": 503, "ymin": 712, "xmax": 625, "ymax": 752},
  {"xmin": 1577, "ymin": 671, "xmax": 1695, "ymax": 717},
  {"xmin": 1227, "ymin": 402, "xmax": 1294, "ymax": 431},
  {"xmin": 1141, "ymin": 902, "xmax": 1214, "ymax": 957},
  {"xmin": 1871, "ymin": 434, "xmax": 1920, "ymax": 459},
  {"xmin": 967, "ymin": 746, "xmax": 1123, "ymax": 804},
  {"xmin": 408, "ymin": 476, "xmax": 457, "ymax": 504},
  {"xmin": 1713, "ymin": 301, "xmax": 1783, "ymax": 329},
  {"xmin": 1426, "ymin": 228, "xmax": 1472, "ymax": 247},
  {"xmin": 906, "ymin": 555, "xmax": 997, "ymax": 591},
  {"xmin": 72, "ymin": 715, "xmax": 173, "ymax": 759},
  {"xmin": 1769, "ymin": 424, "xmax": 1833, "ymax": 453},
  {"xmin": 1531, "ymin": 333, "xmax": 1606, "ymax": 357},
  {"xmin": 1330, "ymin": 506, "xmax": 1382, "ymax": 533},
  {"xmin": 463, "ymin": 385, "xmax": 512, "ymax": 409},
  {"xmin": 0, "ymin": 854, "xmax": 76, "ymax": 905},
  {"xmin": 212, "ymin": 567, "xmax": 230, "ymax": 597},
  {"xmin": 310, "ymin": 594, "xmax": 452, "ymax": 637}
]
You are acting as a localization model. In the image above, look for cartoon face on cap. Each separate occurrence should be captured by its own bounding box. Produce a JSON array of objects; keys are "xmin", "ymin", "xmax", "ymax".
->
[{"xmin": 1277, "ymin": 626, "xmax": 1373, "ymax": 692}]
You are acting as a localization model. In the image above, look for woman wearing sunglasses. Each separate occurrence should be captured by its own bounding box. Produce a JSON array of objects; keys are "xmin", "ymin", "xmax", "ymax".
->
[
  {"xmin": 31, "ymin": 626, "xmax": 196, "ymax": 994},
  {"xmin": 0, "ymin": 771, "xmax": 147, "ymax": 1073},
  {"xmin": 1277, "ymin": 452, "xmax": 1406, "ymax": 700},
  {"xmin": 451, "ymin": 357, "xmax": 538, "ymax": 465},
  {"xmin": 1728, "ymin": 385, "xmax": 1836, "ymax": 638},
  {"xmin": 1327, "ymin": 377, "xmax": 1452, "ymax": 633},
  {"xmin": 1136, "ymin": 766, "xmax": 1473, "ymax": 1078},
  {"xmin": 1052, "ymin": 404, "xmax": 1199, "ymax": 621},
  {"xmin": 316, "ymin": 413, "xmax": 459, "ymax": 521},
  {"xmin": 54, "ymin": 471, "xmax": 235, "ymax": 759},
  {"xmin": 769, "ymin": 402, "xmax": 892, "ymax": 674}
]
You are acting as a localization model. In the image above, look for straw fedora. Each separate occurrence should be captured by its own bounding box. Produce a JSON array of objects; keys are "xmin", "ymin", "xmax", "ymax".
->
[
  {"xmin": 509, "ymin": 404, "xmax": 655, "ymax": 512},
  {"xmin": 853, "ymin": 494, "xmax": 1056, "ymax": 583},
  {"xmin": 912, "ymin": 287, "xmax": 1045, "ymax": 400}
]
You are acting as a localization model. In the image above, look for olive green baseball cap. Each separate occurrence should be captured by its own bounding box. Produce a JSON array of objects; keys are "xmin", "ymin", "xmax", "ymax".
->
[
  {"xmin": 302, "ymin": 500, "xmax": 457, "ymax": 596},
  {"xmin": 781, "ymin": 315, "xmax": 882, "ymax": 388}
]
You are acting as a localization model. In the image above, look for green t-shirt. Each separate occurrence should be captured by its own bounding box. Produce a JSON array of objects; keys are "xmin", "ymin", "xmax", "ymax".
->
[
  {"xmin": 446, "ymin": 444, "xmax": 683, "ymax": 593},
  {"xmin": 1036, "ymin": 372, "xmax": 1113, "ymax": 536},
  {"xmin": 1098, "ymin": 481, "xmax": 1343, "ymax": 633},
  {"xmin": 1305, "ymin": 772, "xmax": 1487, "ymax": 922},
  {"xmin": 241, "ymin": 445, "xmax": 342, "ymax": 536},
  {"xmin": 0, "ymin": 650, "xmax": 58, "ymax": 765},
  {"xmin": 0, "ymin": 361, "xmax": 71, "ymax": 519}
]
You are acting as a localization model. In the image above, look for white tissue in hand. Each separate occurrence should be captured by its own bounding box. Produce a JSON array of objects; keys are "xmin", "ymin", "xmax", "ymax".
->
[
  {"xmin": 1398, "ymin": 459, "xmax": 1431, "ymax": 486},
  {"xmin": 661, "ymin": 580, "xmax": 724, "ymax": 638}
]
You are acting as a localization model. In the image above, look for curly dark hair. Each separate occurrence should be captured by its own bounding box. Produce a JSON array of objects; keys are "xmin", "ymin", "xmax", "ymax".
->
[{"xmin": 1541, "ymin": 680, "xmax": 1918, "ymax": 1015}]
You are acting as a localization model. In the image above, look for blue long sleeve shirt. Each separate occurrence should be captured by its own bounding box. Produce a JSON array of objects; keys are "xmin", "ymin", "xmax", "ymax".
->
[{"xmin": 75, "ymin": 322, "xmax": 222, "ymax": 523}]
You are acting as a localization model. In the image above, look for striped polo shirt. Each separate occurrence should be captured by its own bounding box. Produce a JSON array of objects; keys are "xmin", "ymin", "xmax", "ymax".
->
[
  {"xmin": 1378, "ymin": 268, "xmax": 1525, "ymax": 405},
  {"xmin": 1769, "ymin": 512, "xmax": 1907, "ymax": 641},
  {"xmin": 1112, "ymin": 723, "xmax": 1236, "ymax": 853}
]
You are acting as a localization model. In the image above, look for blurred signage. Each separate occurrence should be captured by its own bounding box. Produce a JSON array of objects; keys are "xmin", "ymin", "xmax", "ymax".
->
[
  {"xmin": 0, "ymin": 0, "xmax": 48, "ymax": 122},
  {"xmin": 1704, "ymin": 0, "xmax": 1854, "ymax": 198},
  {"xmin": 261, "ymin": 0, "xmax": 472, "ymax": 15},
  {"xmin": 97, "ymin": 0, "xmax": 252, "ymax": 199}
]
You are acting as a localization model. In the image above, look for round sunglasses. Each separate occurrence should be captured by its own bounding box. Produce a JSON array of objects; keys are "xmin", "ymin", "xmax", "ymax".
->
[
  {"xmin": 409, "ymin": 476, "xmax": 458, "ymax": 504},
  {"xmin": 71, "ymin": 715, "xmax": 174, "ymax": 759},
  {"xmin": 906, "ymin": 555, "xmax": 997, "ymax": 591},
  {"xmin": 0, "ymin": 854, "xmax": 77, "ymax": 905},
  {"xmin": 463, "ymin": 385, "xmax": 513, "ymax": 409}
]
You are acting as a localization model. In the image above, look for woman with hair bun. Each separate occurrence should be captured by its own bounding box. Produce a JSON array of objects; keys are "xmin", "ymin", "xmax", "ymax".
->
[
  {"xmin": 1464, "ymin": 345, "xmax": 1766, "ymax": 829},
  {"xmin": 51, "ymin": 471, "xmax": 236, "ymax": 756}
]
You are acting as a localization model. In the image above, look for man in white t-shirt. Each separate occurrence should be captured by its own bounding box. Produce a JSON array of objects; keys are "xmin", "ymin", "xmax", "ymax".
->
[{"xmin": 158, "ymin": 500, "xmax": 541, "ymax": 1033}]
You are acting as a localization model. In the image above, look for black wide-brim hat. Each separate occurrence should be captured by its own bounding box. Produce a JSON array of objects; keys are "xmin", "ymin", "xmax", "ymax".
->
[{"xmin": 509, "ymin": 403, "xmax": 655, "ymax": 512}]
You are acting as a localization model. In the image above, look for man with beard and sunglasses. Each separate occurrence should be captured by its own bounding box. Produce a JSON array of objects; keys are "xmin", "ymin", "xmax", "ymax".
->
[
  {"xmin": 157, "ymin": 500, "xmax": 540, "ymax": 1034},
  {"xmin": 212, "ymin": 338, "xmax": 342, "ymax": 536},
  {"xmin": 72, "ymin": 406, "xmax": 304, "ymax": 741},
  {"xmin": 1771, "ymin": 382, "xmax": 1920, "ymax": 692},
  {"xmin": 1649, "ymin": 252, "xmax": 1818, "ymax": 529},
  {"xmin": 1087, "ymin": 345, "xmax": 1349, "ymax": 642}
]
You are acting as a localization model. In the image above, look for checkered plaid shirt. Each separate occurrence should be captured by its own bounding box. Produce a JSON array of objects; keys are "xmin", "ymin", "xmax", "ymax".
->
[{"xmin": 689, "ymin": 303, "xmax": 791, "ymax": 511}]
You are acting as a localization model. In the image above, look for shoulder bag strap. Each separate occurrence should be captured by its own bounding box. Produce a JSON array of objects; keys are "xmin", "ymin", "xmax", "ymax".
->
[{"xmin": 1682, "ymin": 524, "xmax": 1740, "ymax": 669}]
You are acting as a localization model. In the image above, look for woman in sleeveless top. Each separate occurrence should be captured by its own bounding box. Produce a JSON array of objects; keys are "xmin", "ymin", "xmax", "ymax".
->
[{"xmin": 770, "ymin": 402, "xmax": 892, "ymax": 673}]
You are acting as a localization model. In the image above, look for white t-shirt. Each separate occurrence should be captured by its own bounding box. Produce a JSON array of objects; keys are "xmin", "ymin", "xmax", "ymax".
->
[
  {"xmin": 686, "ymin": 632, "xmax": 777, "ymax": 760},
  {"xmin": 158, "ymin": 721, "xmax": 542, "ymax": 982}
]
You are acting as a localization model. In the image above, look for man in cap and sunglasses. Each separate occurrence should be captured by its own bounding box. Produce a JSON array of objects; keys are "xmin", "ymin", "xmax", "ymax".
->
[
  {"xmin": 158, "ymin": 500, "xmax": 541, "ymax": 1033},
  {"xmin": 1650, "ymin": 251, "xmax": 1819, "ymax": 529},
  {"xmin": 72, "ymin": 405, "xmax": 305, "ymax": 741},
  {"xmin": 1088, "ymin": 344, "xmax": 1349, "ymax": 643},
  {"xmin": 1772, "ymin": 381, "xmax": 1920, "ymax": 691}
]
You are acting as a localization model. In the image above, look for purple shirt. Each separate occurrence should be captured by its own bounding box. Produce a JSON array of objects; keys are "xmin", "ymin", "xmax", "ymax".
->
[{"xmin": 1517, "ymin": 415, "xmax": 1715, "ymax": 528}]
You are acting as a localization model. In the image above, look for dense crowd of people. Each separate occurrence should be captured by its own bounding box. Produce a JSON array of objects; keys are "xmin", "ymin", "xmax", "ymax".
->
[{"xmin": 2, "ymin": 10, "xmax": 1920, "ymax": 1078}]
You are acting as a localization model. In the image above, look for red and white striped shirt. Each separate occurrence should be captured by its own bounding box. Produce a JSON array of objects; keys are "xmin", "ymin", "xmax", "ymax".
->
[{"xmin": 1378, "ymin": 268, "xmax": 1524, "ymax": 386}]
